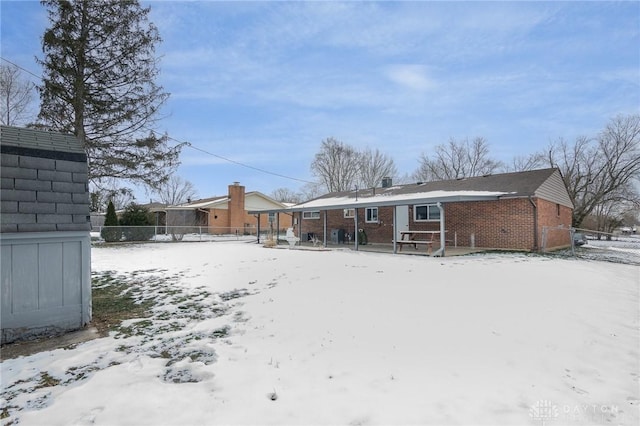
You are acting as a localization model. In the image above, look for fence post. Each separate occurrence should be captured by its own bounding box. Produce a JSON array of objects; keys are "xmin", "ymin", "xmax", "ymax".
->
[{"xmin": 569, "ymin": 227, "xmax": 576, "ymax": 256}]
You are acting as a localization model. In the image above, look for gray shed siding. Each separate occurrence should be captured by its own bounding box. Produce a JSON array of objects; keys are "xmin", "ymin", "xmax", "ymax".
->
[
  {"xmin": 534, "ymin": 169, "xmax": 574, "ymax": 209},
  {"xmin": 1, "ymin": 232, "xmax": 91, "ymax": 343},
  {"xmin": 1, "ymin": 144, "xmax": 90, "ymax": 232},
  {"xmin": 1, "ymin": 126, "xmax": 91, "ymax": 344}
]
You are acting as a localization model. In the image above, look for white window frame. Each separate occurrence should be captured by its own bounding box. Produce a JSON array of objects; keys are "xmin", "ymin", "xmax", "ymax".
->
[
  {"xmin": 365, "ymin": 207, "xmax": 378, "ymax": 223},
  {"xmin": 302, "ymin": 210, "xmax": 320, "ymax": 220},
  {"xmin": 343, "ymin": 208, "xmax": 355, "ymax": 218},
  {"xmin": 268, "ymin": 212, "xmax": 275, "ymax": 223},
  {"xmin": 414, "ymin": 204, "xmax": 440, "ymax": 222}
]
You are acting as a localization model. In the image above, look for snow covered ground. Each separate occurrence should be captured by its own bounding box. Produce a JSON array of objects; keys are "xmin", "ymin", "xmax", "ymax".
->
[
  {"xmin": 576, "ymin": 235, "xmax": 640, "ymax": 266},
  {"xmin": 1, "ymin": 241, "xmax": 639, "ymax": 425}
]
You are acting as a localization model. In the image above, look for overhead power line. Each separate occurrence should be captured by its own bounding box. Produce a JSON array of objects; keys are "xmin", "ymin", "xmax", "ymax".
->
[
  {"xmin": 0, "ymin": 57, "xmax": 41, "ymax": 80},
  {"xmin": 164, "ymin": 136, "xmax": 315, "ymax": 185},
  {"xmin": 1, "ymin": 56, "xmax": 315, "ymax": 186}
]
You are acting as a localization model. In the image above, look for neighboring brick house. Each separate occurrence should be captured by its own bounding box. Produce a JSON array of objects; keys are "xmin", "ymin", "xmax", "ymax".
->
[
  {"xmin": 261, "ymin": 168, "xmax": 573, "ymax": 252},
  {"xmin": 163, "ymin": 182, "xmax": 292, "ymax": 234},
  {"xmin": 1, "ymin": 126, "xmax": 91, "ymax": 343}
]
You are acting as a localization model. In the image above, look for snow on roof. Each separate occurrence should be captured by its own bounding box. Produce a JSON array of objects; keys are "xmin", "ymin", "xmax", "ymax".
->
[
  {"xmin": 166, "ymin": 197, "xmax": 228, "ymax": 210},
  {"xmin": 293, "ymin": 189, "xmax": 512, "ymax": 210},
  {"xmin": 248, "ymin": 168, "xmax": 563, "ymax": 214}
]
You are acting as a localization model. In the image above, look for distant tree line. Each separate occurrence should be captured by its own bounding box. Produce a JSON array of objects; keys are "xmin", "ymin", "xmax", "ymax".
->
[{"xmin": 271, "ymin": 114, "xmax": 640, "ymax": 231}]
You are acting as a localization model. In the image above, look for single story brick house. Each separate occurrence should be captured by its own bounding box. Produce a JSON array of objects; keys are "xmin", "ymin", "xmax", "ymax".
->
[
  {"xmin": 251, "ymin": 168, "xmax": 574, "ymax": 254},
  {"xmin": 160, "ymin": 182, "xmax": 293, "ymax": 235},
  {"xmin": 1, "ymin": 126, "xmax": 91, "ymax": 343}
]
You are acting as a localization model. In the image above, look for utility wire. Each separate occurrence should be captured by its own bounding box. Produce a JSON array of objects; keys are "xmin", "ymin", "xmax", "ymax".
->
[
  {"xmin": 1, "ymin": 56, "xmax": 315, "ymax": 186},
  {"xmin": 1, "ymin": 57, "xmax": 41, "ymax": 80},
  {"xmin": 164, "ymin": 134, "xmax": 315, "ymax": 185}
]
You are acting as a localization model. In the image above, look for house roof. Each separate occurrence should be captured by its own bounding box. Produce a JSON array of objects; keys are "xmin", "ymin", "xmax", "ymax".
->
[
  {"xmin": 249, "ymin": 168, "xmax": 573, "ymax": 213},
  {"xmin": 163, "ymin": 196, "xmax": 228, "ymax": 210},
  {"xmin": 164, "ymin": 191, "xmax": 288, "ymax": 211}
]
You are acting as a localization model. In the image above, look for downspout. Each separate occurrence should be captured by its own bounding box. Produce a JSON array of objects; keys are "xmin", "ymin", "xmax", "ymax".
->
[
  {"xmin": 323, "ymin": 210, "xmax": 327, "ymax": 248},
  {"xmin": 528, "ymin": 196, "xmax": 538, "ymax": 252}
]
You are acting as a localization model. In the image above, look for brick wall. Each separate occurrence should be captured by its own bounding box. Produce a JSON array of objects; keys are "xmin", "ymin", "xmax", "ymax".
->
[
  {"xmin": 294, "ymin": 197, "xmax": 572, "ymax": 251},
  {"xmin": 205, "ymin": 187, "xmax": 293, "ymax": 234},
  {"xmin": 254, "ymin": 212, "xmax": 294, "ymax": 233},
  {"xmin": 537, "ymin": 198, "xmax": 572, "ymax": 249},
  {"xmin": 207, "ymin": 208, "xmax": 230, "ymax": 231},
  {"xmin": 297, "ymin": 208, "xmax": 395, "ymax": 243},
  {"xmin": 227, "ymin": 183, "xmax": 245, "ymax": 233},
  {"xmin": 443, "ymin": 199, "xmax": 535, "ymax": 250},
  {"xmin": 1, "ymin": 150, "xmax": 90, "ymax": 233}
]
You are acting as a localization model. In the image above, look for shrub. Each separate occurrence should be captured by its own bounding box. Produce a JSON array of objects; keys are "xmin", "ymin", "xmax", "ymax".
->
[
  {"xmin": 101, "ymin": 201, "xmax": 122, "ymax": 242},
  {"xmin": 120, "ymin": 203, "xmax": 155, "ymax": 241}
]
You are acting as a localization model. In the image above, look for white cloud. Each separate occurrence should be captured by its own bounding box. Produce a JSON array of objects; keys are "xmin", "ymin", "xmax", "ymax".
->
[{"xmin": 385, "ymin": 65, "xmax": 436, "ymax": 92}]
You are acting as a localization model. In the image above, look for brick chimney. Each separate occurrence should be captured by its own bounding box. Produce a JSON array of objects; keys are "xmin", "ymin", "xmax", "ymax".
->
[{"xmin": 228, "ymin": 182, "xmax": 245, "ymax": 233}]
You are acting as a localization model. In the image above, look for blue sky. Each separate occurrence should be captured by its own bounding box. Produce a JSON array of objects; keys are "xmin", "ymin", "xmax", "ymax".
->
[{"xmin": 1, "ymin": 1, "xmax": 639, "ymax": 200}]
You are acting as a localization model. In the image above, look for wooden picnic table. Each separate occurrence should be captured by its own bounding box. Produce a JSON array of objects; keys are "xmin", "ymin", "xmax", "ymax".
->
[{"xmin": 396, "ymin": 230, "xmax": 447, "ymax": 254}]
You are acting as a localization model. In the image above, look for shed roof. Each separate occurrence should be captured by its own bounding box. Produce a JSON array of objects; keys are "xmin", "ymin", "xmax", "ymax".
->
[{"xmin": 0, "ymin": 126, "xmax": 83, "ymax": 154}]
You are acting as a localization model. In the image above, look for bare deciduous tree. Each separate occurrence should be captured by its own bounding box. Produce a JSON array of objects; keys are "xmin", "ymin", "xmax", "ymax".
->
[
  {"xmin": 503, "ymin": 152, "xmax": 546, "ymax": 172},
  {"xmin": 545, "ymin": 114, "xmax": 640, "ymax": 227},
  {"xmin": 311, "ymin": 137, "xmax": 361, "ymax": 192},
  {"xmin": 0, "ymin": 63, "xmax": 35, "ymax": 126},
  {"xmin": 357, "ymin": 147, "xmax": 397, "ymax": 188},
  {"xmin": 154, "ymin": 175, "xmax": 197, "ymax": 205},
  {"xmin": 299, "ymin": 181, "xmax": 324, "ymax": 202},
  {"xmin": 270, "ymin": 187, "xmax": 303, "ymax": 204},
  {"xmin": 311, "ymin": 138, "xmax": 398, "ymax": 193},
  {"xmin": 414, "ymin": 137, "xmax": 502, "ymax": 181},
  {"xmin": 90, "ymin": 185, "xmax": 135, "ymax": 212}
]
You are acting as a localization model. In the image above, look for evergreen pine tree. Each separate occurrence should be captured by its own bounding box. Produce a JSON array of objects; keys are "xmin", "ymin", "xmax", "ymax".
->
[
  {"xmin": 120, "ymin": 204, "xmax": 155, "ymax": 241},
  {"xmin": 38, "ymin": 0, "xmax": 181, "ymax": 189},
  {"xmin": 101, "ymin": 201, "xmax": 121, "ymax": 242}
]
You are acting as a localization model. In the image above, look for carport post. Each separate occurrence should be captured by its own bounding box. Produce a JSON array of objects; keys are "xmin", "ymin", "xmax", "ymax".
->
[
  {"xmin": 354, "ymin": 208, "xmax": 359, "ymax": 251},
  {"xmin": 431, "ymin": 202, "xmax": 446, "ymax": 257},
  {"xmin": 256, "ymin": 214, "xmax": 261, "ymax": 244},
  {"xmin": 392, "ymin": 207, "xmax": 397, "ymax": 254}
]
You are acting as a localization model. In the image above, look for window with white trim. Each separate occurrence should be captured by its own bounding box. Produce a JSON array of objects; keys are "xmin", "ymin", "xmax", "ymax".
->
[
  {"xmin": 365, "ymin": 207, "xmax": 378, "ymax": 223},
  {"xmin": 414, "ymin": 204, "xmax": 440, "ymax": 221},
  {"xmin": 268, "ymin": 212, "xmax": 275, "ymax": 223},
  {"xmin": 302, "ymin": 210, "xmax": 320, "ymax": 219},
  {"xmin": 343, "ymin": 208, "xmax": 355, "ymax": 218}
]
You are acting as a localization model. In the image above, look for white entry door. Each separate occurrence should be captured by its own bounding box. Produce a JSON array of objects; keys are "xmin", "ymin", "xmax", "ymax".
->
[{"xmin": 395, "ymin": 205, "xmax": 409, "ymax": 241}]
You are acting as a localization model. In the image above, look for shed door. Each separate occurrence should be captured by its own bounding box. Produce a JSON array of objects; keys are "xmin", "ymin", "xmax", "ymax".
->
[{"xmin": 395, "ymin": 205, "xmax": 409, "ymax": 241}]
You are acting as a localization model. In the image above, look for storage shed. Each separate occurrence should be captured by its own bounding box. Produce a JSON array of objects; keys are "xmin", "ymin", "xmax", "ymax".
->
[{"xmin": 1, "ymin": 126, "xmax": 91, "ymax": 344}]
